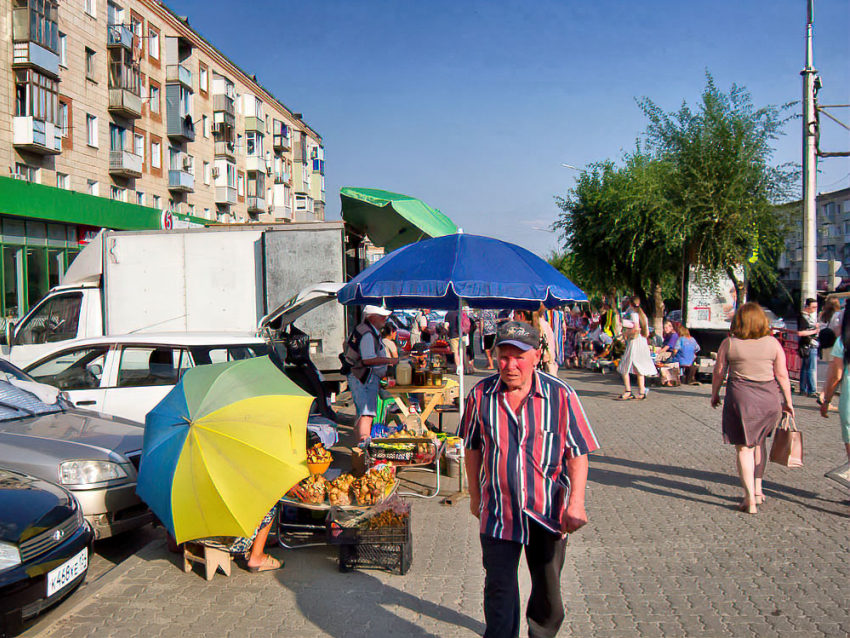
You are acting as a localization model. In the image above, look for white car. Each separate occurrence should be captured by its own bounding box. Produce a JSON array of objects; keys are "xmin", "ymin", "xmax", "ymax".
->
[{"xmin": 23, "ymin": 333, "xmax": 268, "ymax": 423}]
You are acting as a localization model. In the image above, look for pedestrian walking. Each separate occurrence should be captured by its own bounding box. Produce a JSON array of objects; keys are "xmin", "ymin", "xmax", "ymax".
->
[
  {"xmin": 797, "ymin": 298, "xmax": 821, "ymax": 398},
  {"xmin": 341, "ymin": 305, "xmax": 399, "ymax": 441},
  {"xmin": 818, "ymin": 307, "xmax": 850, "ymax": 471},
  {"xmin": 461, "ymin": 320, "xmax": 599, "ymax": 638},
  {"xmin": 479, "ymin": 309, "xmax": 499, "ymax": 370},
  {"xmin": 616, "ymin": 296, "xmax": 657, "ymax": 400},
  {"xmin": 711, "ymin": 302, "xmax": 794, "ymax": 514},
  {"xmin": 533, "ymin": 305, "xmax": 559, "ymax": 376},
  {"xmin": 410, "ymin": 309, "xmax": 428, "ymax": 347}
]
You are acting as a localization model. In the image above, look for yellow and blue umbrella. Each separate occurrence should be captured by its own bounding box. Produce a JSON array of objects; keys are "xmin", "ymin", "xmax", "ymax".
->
[{"xmin": 136, "ymin": 356, "xmax": 312, "ymax": 544}]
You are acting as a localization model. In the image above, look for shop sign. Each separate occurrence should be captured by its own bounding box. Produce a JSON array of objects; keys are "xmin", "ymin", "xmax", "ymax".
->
[
  {"xmin": 76, "ymin": 227, "xmax": 101, "ymax": 246},
  {"xmin": 161, "ymin": 211, "xmax": 174, "ymax": 230}
]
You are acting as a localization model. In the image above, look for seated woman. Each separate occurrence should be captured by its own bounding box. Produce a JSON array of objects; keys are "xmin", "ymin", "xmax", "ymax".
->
[
  {"xmin": 228, "ymin": 506, "xmax": 282, "ymax": 573},
  {"xmin": 670, "ymin": 325, "xmax": 700, "ymax": 371},
  {"xmin": 381, "ymin": 323, "xmax": 400, "ymax": 359}
]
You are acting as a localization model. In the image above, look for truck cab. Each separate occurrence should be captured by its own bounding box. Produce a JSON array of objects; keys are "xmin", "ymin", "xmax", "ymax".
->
[{"xmin": 2, "ymin": 284, "xmax": 102, "ymax": 369}]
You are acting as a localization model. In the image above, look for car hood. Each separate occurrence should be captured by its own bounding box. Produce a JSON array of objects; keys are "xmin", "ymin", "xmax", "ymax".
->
[
  {"xmin": 0, "ymin": 410, "xmax": 145, "ymax": 465},
  {"xmin": 0, "ymin": 467, "xmax": 76, "ymax": 545}
]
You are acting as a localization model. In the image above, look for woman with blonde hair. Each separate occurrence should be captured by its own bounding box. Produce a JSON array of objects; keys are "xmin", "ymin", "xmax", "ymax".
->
[
  {"xmin": 616, "ymin": 296, "xmax": 657, "ymax": 400},
  {"xmin": 711, "ymin": 302, "xmax": 794, "ymax": 514}
]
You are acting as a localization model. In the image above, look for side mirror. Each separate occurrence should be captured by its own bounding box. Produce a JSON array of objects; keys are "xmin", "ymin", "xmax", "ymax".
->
[{"xmin": 87, "ymin": 363, "xmax": 103, "ymax": 378}]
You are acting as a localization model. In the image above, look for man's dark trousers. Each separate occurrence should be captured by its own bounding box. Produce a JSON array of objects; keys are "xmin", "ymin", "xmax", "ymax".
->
[{"xmin": 480, "ymin": 521, "xmax": 568, "ymax": 638}]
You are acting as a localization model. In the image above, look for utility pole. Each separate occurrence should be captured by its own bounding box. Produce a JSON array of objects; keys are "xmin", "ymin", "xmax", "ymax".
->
[{"xmin": 801, "ymin": 0, "xmax": 818, "ymax": 308}]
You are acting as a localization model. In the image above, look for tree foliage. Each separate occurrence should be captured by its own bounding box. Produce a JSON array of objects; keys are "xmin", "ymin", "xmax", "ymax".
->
[{"xmin": 555, "ymin": 74, "xmax": 797, "ymax": 320}]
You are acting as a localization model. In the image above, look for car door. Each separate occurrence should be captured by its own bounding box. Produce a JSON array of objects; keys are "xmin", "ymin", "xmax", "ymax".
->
[
  {"xmin": 100, "ymin": 345, "xmax": 193, "ymax": 423},
  {"xmin": 24, "ymin": 345, "xmax": 111, "ymax": 412}
]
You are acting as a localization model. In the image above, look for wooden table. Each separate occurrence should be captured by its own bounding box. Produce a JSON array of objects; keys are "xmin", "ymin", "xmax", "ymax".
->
[{"xmin": 384, "ymin": 379, "xmax": 458, "ymax": 423}]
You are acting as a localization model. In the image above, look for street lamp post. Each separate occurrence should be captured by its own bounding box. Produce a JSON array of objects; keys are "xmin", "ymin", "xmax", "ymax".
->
[{"xmin": 801, "ymin": 0, "xmax": 818, "ymax": 309}]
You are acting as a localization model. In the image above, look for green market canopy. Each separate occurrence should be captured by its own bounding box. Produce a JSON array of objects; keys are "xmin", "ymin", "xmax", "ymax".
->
[{"xmin": 340, "ymin": 187, "xmax": 458, "ymax": 252}]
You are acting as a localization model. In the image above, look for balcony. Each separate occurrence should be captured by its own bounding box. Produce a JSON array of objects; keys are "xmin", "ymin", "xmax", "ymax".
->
[
  {"xmin": 247, "ymin": 195, "xmax": 266, "ymax": 212},
  {"xmin": 312, "ymin": 159, "xmax": 325, "ymax": 174},
  {"xmin": 215, "ymin": 186, "xmax": 237, "ymax": 205},
  {"xmin": 109, "ymin": 149, "xmax": 142, "ymax": 178},
  {"xmin": 108, "ymin": 87, "xmax": 142, "ymax": 118},
  {"xmin": 214, "ymin": 141, "xmax": 236, "ymax": 160},
  {"xmin": 274, "ymin": 170, "xmax": 291, "ymax": 184},
  {"xmin": 168, "ymin": 169, "xmax": 194, "ymax": 192},
  {"xmin": 273, "ymin": 133, "xmax": 291, "ymax": 152},
  {"xmin": 107, "ymin": 24, "xmax": 134, "ymax": 49},
  {"xmin": 12, "ymin": 41, "xmax": 59, "ymax": 77},
  {"xmin": 246, "ymin": 156, "xmax": 266, "ymax": 173},
  {"xmin": 13, "ymin": 117, "xmax": 61, "ymax": 154},
  {"xmin": 167, "ymin": 114, "xmax": 195, "ymax": 142},
  {"xmin": 165, "ymin": 64, "xmax": 193, "ymax": 90},
  {"xmin": 244, "ymin": 116, "xmax": 263, "ymax": 132},
  {"xmin": 213, "ymin": 94, "xmax": 235, "ymax": 116}
]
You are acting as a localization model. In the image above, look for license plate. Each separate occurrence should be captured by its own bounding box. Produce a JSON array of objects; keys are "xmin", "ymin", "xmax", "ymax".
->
[{"xmin": 46, "ymin": 548, "xmax": 88, "ymax": 597}]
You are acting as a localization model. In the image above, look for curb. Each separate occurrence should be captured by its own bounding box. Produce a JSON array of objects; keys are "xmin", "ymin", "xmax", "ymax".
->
[{"xmin": 22, "ymin": 539, "xmax": 166, "ymax": 638}]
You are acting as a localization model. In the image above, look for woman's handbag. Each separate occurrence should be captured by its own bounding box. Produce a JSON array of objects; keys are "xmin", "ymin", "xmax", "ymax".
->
[{"xmin": 769, "ymin": 413, "xmax": 803, "ymax": 468}]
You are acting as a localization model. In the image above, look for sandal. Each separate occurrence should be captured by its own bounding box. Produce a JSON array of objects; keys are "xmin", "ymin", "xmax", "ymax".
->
[
  {"xmin": 736, "ymin": 500, "xmax": 757, "ymax": 514},
  {"xmin": 615, "ymin": 392, "xmax": 634, "ymax": 401},
  {"xmin": 247, "ymin": 555, "xmax": 284, "ymax": 573},
  {"xmin": 635, "ymin": 393, "xmax": 647, "ymax": 401}
]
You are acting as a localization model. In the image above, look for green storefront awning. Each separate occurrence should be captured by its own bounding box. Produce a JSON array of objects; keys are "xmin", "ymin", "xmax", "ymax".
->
[
  {"xmin": 340, "ymin": 187, "xmax": 458, "ymax": 252},
  {"xmin": 0, "ymin": 176, "xmax": 213, "ymax": 230}
]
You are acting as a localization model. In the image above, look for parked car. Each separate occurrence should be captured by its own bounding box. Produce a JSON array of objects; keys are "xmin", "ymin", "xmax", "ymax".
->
[
  {"xmin": 0, "ymin": 360, "xmax": 151, "ymax": 539},
  {"xmin": 0, "ymin": 467, "xmax": 93, "ymax": 636},
  {"xmin": 24, "ymin": 333, "xmax": 269, "ymax": 424}
]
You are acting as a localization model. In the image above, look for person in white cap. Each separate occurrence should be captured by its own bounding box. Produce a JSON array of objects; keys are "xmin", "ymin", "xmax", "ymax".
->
[{"xmin": 341, "ymin": 305, "xmax": 399, "ymax": 441}]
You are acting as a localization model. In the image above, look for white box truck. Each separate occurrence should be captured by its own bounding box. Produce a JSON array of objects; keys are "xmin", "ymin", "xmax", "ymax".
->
[{"xmin": 1, "ymin": 223, "xmax": 350, "ymax": 371}]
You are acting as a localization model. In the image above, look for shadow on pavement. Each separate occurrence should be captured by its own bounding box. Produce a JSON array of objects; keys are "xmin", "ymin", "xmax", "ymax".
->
[
  {"xmin": 590, "ymin": 455, "xmax": 847, "ymax": 517},
  {"xmin": 279, "ymin": 562, "xmax": 485, "ymax": 637}
]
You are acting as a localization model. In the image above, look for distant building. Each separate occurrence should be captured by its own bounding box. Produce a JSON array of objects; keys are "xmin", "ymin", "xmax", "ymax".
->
[
  {"xmin": 778, "ymin": 186, "xmax": 850, "ymax": 292},
  {"xmin": 0, "ymin": 0, "xmax": 325, "ymax": 319}
]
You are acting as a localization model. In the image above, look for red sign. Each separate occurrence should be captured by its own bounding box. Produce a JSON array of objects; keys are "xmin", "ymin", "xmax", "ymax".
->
[{"xmin": 161, "ymin": 211, "xmax": 174, "ymax": 230}]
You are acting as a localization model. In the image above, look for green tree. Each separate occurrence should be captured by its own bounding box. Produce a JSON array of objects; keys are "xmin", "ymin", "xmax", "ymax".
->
[{"xmin": 638, "ymin": 73, "xmax": 798, "ymax": 312}]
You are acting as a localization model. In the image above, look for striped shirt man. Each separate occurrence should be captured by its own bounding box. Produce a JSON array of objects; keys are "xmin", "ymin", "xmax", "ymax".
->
[{"xmin": 461, "ymin": 369, "xmax": 599, "ymax": 544}]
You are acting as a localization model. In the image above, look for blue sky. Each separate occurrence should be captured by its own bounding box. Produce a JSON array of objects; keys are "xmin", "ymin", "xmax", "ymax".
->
[{"xmin": 170, "ymin": 0, "xmax": 850, "ymax": 254}]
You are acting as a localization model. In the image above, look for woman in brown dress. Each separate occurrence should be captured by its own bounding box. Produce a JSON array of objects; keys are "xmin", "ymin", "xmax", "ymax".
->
[{"xmin": 711, "ymin": 303, "xmax": 794, "ymax": 513}]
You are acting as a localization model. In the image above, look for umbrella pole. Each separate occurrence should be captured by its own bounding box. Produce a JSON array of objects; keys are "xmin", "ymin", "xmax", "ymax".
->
[{"xmin": 443, "ymin": 296, "xmax": 468, "ymax": 506}]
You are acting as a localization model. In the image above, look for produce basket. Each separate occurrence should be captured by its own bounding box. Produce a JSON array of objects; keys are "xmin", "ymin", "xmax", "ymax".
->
[{"xmin": 327, "ymin": 499, "xmax": 412, "ymax": 575}]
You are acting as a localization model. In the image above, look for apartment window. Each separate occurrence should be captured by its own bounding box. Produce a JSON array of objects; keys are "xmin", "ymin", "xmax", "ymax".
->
[
  {"xmin": 86, "ymin": 114, "xmax": 98, "ymax": 147},
  {"xmin": 58, "ymin": 100, "xmax": 69, "ymax": 137},
  {"xmin": 56, "ymin": 173, "xmax": 69, "ymax": 190},
  {"xmin": 237, "ymin": 171, "xmax": 245, "ymax": 197},
  {"xmin": 19, "ymin": 0, "xmax": 59, "ymax": 53},
  {"xmin": 168, "ymin": 199, "xmax": 177, "ymax": 213},
  {"xmin": 85, "ymin": 48, "xmax": 96, "ymax": 81},
  {"xmin": 14, "ymin": 164, "xmax": 37, "ymax": 183},
  {"xmin": 186, "ymin": 155, "xmax": 194, "ymax": 175},
  {"xmin": 109, "ymin": 48, "xmax": 141, "ymax": 95},
  {"xmin": 134, "ymin": 132, "xmax": 144, "ymax": 159},
  {"xmin": 149, "ymin": 83, "xmax": 160, "ymax": 114},
  {"xmin": 106, "ymin": 2, "xmax": 122, "ymax": 27},
  {"xmin": 204, "ymin": 208, "xmax": 210, "ymax": 219},
  {"xmin": 84, "ymin": 0, "xmax": 96, "ymax": 17},
  {"xmin": 188, "ymin": 204, "xmax": 195, "ymax": 216},
  {"xmin": 58, "ymin": 32, "xmax": 67, "ymax": 67},
  {"xmin": 199, "ymin": 63, "xmax": 208, "ymax": 94},
  {"xmin": 109, "ymin": 123, "xmax": 124, "ymax": 151},
  {"xmin": 130, "ymin": 15, "xmax": 143, "ymax": 50},
  {"xmin": 136, "ymin": 191, "xmax": 145, "ymax": 206},
  {"xmin": 110, "ymin": 186, "xmax": 124, "ymax": 201},
  {"xmin": 226, "ymin": 162, "xmax": 237, "ymax": 188},
  {"xmin": 151, "ymin": 140, "xmax": 161, "ymax": 168},
  {"xmin": 178, "ymin": 86, "xmax": 192, "ymax": 117},
  {"xmin": 246, "ymin": 131, "xmax": 263, "ymax": 157},
  {"xmin": 237, "ymin": 134, "xmax": 243, "ymax": 156},
  {"xmin": 87, "ymin": 180, "xmax": 99, "ymax": 197},
  {"xmin": 169, "ymin": 147, "xmax": 180, "ymax": 171},
  {"xmin": 203, "ymin": 161, "xmax": 210, "ymax": 185},
  {"xmin": 15, "ymin": 69, "xmax": 58, "ymax": 123},
  {"xmin": 148, "ymin": 25, "xmax": 159, "ymax": 60},
  {"xmin": 152, "ymin": 194, "xmax": 161, "ymax": 209}
]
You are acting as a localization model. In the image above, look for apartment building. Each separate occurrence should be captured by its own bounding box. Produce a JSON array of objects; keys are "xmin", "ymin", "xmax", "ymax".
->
[
  {"xmin": 0, "ymin": 0, "xmax": 325, "ymax": 320},
  {"xmin": 779, "ymin": 186, "xmax": 850, "ymax": 291}
]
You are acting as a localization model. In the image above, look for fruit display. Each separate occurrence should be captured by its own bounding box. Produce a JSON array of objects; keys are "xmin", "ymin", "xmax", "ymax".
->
[
  {"xmin": 307, "ymin": 443, "xmax": 333, "ymax": 464},
  {"xmin": 286, "ymin": 474, "xmax": 328, "ymax": 504}
]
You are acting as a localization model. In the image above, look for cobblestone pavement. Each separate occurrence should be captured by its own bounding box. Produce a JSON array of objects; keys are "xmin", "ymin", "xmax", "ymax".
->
[{"xmin": 29, "ymin": 370, "xmax": 849, "ymax": 638}]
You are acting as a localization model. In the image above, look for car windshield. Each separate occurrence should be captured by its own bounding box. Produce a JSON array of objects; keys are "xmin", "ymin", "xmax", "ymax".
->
[
  {"xmin": 0, "ymin": 380, "xmax": 62, "ymax": 421},
  {"xmin": 0, "ymin": 359, "xmax": 35, "ymax": 383}
]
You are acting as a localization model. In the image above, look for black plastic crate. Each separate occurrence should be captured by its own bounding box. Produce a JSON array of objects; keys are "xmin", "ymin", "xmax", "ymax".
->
[
  {"xmin": 338, "ymin": 537, "xmax": 412, "ymax": 575},
  {"xmin": 328, "ymin": 513, "xmax": 412, "ymax": 575}
]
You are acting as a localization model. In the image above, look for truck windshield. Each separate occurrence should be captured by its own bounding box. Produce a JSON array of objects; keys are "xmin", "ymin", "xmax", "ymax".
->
[{"xmin": 0, "ymin": 381, "xmax": 62, "ymax": 421}]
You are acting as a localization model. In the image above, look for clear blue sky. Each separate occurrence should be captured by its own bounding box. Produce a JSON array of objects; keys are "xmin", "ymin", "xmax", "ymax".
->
[{"xmin": 170, "ymin": 0, "xmax": 850, "ymax": 255}]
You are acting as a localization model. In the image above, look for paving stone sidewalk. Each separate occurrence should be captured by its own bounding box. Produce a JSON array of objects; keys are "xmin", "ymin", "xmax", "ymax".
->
[{"xmin": 31, "ymin": 370, "xmax": 849, "ymax": 637}]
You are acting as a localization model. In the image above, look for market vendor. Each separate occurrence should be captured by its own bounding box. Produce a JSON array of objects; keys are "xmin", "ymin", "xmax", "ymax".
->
[
  {"xmin": 461, "ymin": 321, "xmax": 599, "ymax": 638},
  {"xmin": 342, "ymin": 305, "xmax": 399, "ymax": 442}
]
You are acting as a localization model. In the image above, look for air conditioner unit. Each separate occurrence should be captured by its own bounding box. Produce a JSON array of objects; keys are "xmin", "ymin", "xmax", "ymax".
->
[
  {"xmin": 211, "ymin": 167, "xmax": 220, "ymax": 178},
  {"xmin": 265, "ymin": 165, "xmax": 272, "ymax": 176},
  {"xmin": 182, "ymin": 156, "xmax": 192, "ymax": 169}
]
